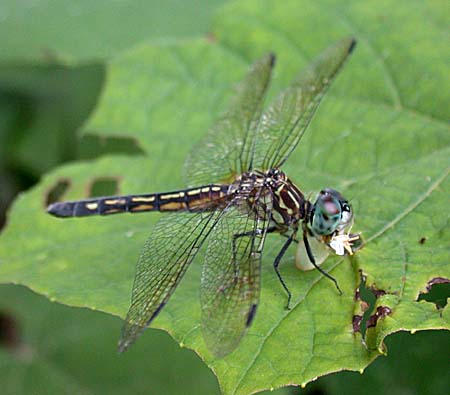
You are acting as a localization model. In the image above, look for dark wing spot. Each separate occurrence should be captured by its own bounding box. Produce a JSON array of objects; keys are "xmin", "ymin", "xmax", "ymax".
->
[
  {"xmin": 348, "ymin": 38, "xmax": 357, "ymax": 53},
  {"xmin": 246, "ymin": 304, "xmax": 258, "ymax": 327}
]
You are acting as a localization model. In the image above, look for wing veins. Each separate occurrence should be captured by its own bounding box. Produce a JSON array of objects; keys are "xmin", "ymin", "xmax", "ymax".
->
[
  {"xmin": 254, "ymin": 37, "xmax": 356, "ymax": 171},
  {"xmin": 132, "ymin": 212, "xmax": 213, "ymax": 307},
  {"xmin": 119, "ymin": 207, "xmax": 231, "ymax": 352},
  {"xmin": 201, "ymin": 190, "xmax": 272, "ymax": 356}
]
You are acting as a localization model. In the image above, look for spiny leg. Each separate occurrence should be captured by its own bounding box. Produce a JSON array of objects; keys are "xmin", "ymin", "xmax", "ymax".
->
[
  {"xmin": 302, "ymin": 231, "xmax": 343, "ymax": 295},
  {"xmin": 273, "ymin": 234, "xmax": 295, "ymax": 309}
]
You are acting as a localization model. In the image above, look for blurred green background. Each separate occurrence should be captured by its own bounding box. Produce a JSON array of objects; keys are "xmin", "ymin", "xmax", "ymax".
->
[{"xmin": 0, "ymin": 1, "xmax": 448, "ymax": 394}]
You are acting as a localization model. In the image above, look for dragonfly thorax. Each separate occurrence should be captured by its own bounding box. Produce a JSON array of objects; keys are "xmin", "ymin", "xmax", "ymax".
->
[{"xmin": 232, "ymin": 169, "xmax": 306, "ymax": 229}]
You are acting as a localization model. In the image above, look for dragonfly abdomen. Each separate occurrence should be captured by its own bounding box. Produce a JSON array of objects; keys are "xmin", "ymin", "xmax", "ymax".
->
[{"xmin": 47, "ymin": 185, "xmax": 229, "ymax": 218}]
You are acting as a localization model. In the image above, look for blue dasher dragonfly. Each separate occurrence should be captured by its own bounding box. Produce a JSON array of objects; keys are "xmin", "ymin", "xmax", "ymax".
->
[{"xmin": 47, "ymin": 37, "xmax": 360, "ymax": 357}]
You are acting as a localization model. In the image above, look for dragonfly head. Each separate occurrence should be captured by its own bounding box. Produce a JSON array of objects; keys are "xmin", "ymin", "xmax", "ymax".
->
[{"xmin": 311, "ymin": 188, "xmax": 353, "ymax": 236}]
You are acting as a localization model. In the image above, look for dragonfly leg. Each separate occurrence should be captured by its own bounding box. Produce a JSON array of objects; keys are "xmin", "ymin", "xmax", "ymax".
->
[
  {"xmin": 302, "ymin": 231, "xmax": 343, "ymax": 295},
  {"xmin": 273, "ymin": 234, "xmax": 295, "ymax": 309},
  {"xmin": 280, "ymin": 232, "xmax": 299, "ymax": 244},
  {"xmin": 232, "ymin": 226, "xmax": 278, "ymax": 280}
]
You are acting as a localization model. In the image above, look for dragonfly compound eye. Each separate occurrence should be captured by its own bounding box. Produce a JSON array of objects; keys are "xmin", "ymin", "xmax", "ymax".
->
[{"xmin": 312, "ymin": 190, "xmax": 342, "ymax": 235}]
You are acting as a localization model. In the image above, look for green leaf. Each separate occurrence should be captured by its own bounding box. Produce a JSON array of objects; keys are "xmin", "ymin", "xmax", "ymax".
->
[
  {"xmin": 1, "ymin": 1, "xmax": 449, "ymax": 394},
  {"xmin": 0, "ymin": 0, "xmax": 227, "ymax": 63},
  {"xmin": 0, "ymin": 284, "xmax": 221, "ymax": 394}
]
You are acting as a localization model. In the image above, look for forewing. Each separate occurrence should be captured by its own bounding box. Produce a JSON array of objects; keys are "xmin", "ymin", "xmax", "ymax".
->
[
  {"xmin": 183, "ymin": 54, "xmax": 275, "ymax": 186},
  {"xmin": 200, "ymin": 203, "xmax": 270, "ymax": 357},
  {"xmin": 253, "ymin": 37, "xmax": 356, "ymax": 170},
  {"xmin": 118, "ymin": 210, "xmax": 219, "ymax": 352}
]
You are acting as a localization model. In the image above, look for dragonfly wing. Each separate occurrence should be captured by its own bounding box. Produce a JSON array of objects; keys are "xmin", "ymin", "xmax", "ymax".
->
[
  {"xmin": 118, "ymin": 210, "xmax": 220, "ymax": 352},
  {"xmin": 253, "ymin": 37, "xmax": 356, "ymax": 171},
  {"xmin": 183, "ymin": 54, "xmax": 275, "ymax": 186},
  {"xmin": 200, "ymin": 202, "xmax": 270, "ymax": 357}
]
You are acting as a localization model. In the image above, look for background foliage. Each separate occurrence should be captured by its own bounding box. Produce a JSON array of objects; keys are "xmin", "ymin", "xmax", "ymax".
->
[{"xmin": 0, "ymin": 1, "xmax": 448, "ymax": 394}]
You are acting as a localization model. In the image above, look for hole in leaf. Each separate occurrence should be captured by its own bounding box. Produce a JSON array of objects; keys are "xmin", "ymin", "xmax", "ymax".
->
[
  {"xmin": 89, "ymin": 177, "xmax": 120, "ymax": 197},
  {"xmin": 0, "ymin": 311, "xmax": 20, "ymax": 351},
  {"xmin": 418, "ymin": 236, "xmax": 427, "ymax": 244},
  {"xmin": 45, "ymin": 179, "xmax": 70, "ymax": 205},
  {"xmin": 78, "ymin": 135, "xmax": 145, "ymax": 160},
  {"xmin": 353, "ymin": 275, "xmax": 377, "ymax": 335},
  {"xmin": 353, "ymin": 273, "xmax": 391, "ymax": 335},
  {"xmin": 417, "ymin": 277, "xmax": 449, "ymax": 309},
  {"xmin": 366, "ymin": 306, "xmax": 392, "ymax": 328}
]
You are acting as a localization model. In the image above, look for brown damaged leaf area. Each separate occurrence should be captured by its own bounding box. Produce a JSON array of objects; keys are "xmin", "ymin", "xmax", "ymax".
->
[
  {"xmin": 352, "ymin": 315, "xmax": 363, "ymax": 333},
  {"xmin": 366, "ymin": 306, "xmax": 393, "ymax": 328},
  {"xmin": 423, "ymin": 277, "xmax": 450, "ymax": 290},
  {"xmin": 352, "ymin": 272, "xmax": 397, "ymax": 335},
  {"xmin": 417, "ymin": 277, "xmax": 450, "ymax": 310}
]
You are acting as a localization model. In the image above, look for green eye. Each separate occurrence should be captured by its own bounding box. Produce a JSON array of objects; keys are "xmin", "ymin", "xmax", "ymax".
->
[{"xmin": 311, "ymin": 189, "xmax": 343, "ymax": 235}]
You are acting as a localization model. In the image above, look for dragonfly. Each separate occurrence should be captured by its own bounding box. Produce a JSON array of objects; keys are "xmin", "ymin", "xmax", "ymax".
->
[{"xmin": 47, "ymin": 37, "xmax": 360, "ymax": 357}]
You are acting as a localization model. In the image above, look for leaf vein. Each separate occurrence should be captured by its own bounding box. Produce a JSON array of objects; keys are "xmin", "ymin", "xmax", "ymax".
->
[{"xmin": 366, "ymin": 166, "xmax": 450, "ymax": 244}]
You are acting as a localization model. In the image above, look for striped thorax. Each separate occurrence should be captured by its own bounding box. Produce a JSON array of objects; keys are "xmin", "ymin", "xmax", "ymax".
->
[{"xmin": 231, "ymin": 169, "xmax": 306, "ymax": 230}]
